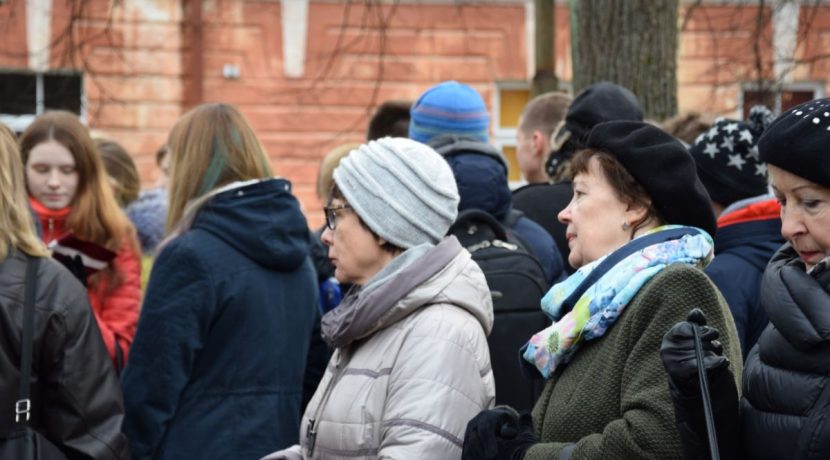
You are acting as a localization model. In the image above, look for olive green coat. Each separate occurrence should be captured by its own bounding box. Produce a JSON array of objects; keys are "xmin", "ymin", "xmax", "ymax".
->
[{"xmin": 525, "ymin": 264, "xmax": 742, "ymax": 460}]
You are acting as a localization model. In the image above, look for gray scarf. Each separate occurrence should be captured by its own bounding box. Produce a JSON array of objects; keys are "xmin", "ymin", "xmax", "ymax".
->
[{"xmin": 321, "ymin": 237, "xmax": 462, "ymax": 348}]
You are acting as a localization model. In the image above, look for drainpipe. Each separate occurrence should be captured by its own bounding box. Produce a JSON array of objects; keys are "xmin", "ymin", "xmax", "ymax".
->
[{"xmin": 182, "ymin": 0, "xmax": 204, "ymax": 109}]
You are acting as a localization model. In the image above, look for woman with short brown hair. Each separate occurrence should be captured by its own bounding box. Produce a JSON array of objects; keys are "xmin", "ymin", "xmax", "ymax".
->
[{"xmin": 463, "ymin": 121, "xmax": 741, "ymax": 460}]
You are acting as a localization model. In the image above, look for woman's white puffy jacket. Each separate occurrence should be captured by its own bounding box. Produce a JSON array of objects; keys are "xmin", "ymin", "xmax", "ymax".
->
[{"xmin": 287, "ymin": 237, "xmax": 494, "ymax": 459}]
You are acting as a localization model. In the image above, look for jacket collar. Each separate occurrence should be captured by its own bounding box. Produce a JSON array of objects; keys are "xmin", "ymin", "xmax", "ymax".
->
[
  {"xmin": 762, "ymin": 244, "xmax": 830, "ymax": 350},
  {"xmin": 29, "ymin": 197, "xmax": 71, "ymax": 243},
  {"xmin": 427, "ymin": 134, "xmax": 509, "ymax": 171},
  {"xmin": 321, "ymin": 237, "xmax": 490, "ymax": 348},
  {"xmin": 718, "ymin": 196, "xmax": 780, "ymax": 228}
]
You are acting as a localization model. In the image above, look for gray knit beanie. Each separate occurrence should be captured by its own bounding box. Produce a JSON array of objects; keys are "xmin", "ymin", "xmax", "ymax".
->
[{"xmin": 332, "ymin": 137, "xmax": 460, "ymax": 249}]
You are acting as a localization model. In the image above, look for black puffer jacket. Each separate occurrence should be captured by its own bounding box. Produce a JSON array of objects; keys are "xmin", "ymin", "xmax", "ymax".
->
[
  {"xmin": 0, "ymin": 250, "xmax": 130, "ymax": 459},
  {"xmin": 741, "ymin": 244, "xmax": 830, "ymax": 460}
]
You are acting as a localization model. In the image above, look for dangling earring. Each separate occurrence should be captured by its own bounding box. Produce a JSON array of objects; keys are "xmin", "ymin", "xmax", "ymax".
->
[{"xmin": 622, "ymin": 222, "xmax": 631, "ymax": 231}]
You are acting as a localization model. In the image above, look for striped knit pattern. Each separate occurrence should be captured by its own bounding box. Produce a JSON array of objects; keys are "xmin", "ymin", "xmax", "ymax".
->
[{"xmin": 409, "ymin": 81, "xmax": 490, "ymax": 144}]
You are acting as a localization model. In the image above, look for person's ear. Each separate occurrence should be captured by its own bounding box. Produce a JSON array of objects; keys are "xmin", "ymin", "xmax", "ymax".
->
[
  {"xmin": 532, "ymin": 130, "xmax": 546, "ymax": 158},
  {"xmin": 624, "ymin": 201, "xmax": 650, "ymax": 228}
]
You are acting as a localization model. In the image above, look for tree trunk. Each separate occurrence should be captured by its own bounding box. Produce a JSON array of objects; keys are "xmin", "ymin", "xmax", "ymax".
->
[
  {"xmin": 569, "ymin": 0, "xmax": 679, "ymax": 120},
  {"xmin": 533, "ymin": 0, "xmax": 558, "ymax": 96}
]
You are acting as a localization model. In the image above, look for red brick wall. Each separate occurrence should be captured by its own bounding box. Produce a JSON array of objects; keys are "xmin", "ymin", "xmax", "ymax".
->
[
  {"xmin": 0, "ymin": 0, "xmax": 29, "ymax": 68},
  {"xmin": 798, "ymin": 5, "xmax": 830, "ymax": 81},
  {"xmin": 200, "ymin": 1, "xmax": 529, "ymax": 225},
  {"xmin": 0, "ymin": 0, "xmax": 828, "ymax": 228},
  {"xmin": 678, "ymin": 5, "xmax": 775, "ymax": 114}
]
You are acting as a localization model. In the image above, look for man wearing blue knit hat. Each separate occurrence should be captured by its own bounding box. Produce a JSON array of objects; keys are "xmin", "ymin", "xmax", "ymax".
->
[
  {"xmin": 409, "ymin": 81, "xmax": 564, "ymax": 285},
  {"xmin": 410, "ymin": 81, "xmax": 566, "ymax": 412}
]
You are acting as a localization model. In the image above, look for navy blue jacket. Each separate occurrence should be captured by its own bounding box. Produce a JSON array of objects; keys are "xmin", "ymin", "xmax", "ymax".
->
[
  {"xmin": 122, "ymin": 179, "xmax": 318, "ymax": 460},
  {"xmin": 512, "ymin": 181, "xmax": 575, "ymax": 275},
  {"xmin": 429, "ymin": 136, "xmax": 566, "ymax": 286},
  {"xmin": 706, "ymin": 204, "xmax": 783, "ymax": 357}
]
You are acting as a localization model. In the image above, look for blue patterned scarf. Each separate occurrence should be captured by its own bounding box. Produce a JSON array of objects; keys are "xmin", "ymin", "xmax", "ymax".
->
[{"xmin": 522, "ymin": 225, "xmax": 714, "ymax": 379}]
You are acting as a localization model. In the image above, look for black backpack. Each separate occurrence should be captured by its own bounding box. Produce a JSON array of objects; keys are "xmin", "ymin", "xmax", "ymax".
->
[{"xmin": 447, "ymin": 209, "xmax": 549, "ymax": 412}]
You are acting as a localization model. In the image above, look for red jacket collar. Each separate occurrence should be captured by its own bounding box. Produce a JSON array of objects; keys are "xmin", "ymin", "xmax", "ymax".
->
[
  {"xmin": 718, "ymin": 198, "xmax": 781, "ymax": 228},
  {"xmin": 29, "ymin": 197, "xmax": 72, "ymax": 243}
]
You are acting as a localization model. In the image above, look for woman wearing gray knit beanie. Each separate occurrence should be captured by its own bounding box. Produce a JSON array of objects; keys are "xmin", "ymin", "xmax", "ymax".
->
[{"xmin": 263, "ymin": 137, "xmax": 495, "ymax": 460}]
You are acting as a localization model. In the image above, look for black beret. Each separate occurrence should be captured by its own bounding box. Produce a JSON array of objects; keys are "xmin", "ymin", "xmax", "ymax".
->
[
  {"xmin": 758, "ymin": 98, "xmax": 830, "ymax": 188},
  {"xmin": 586, "ymin": 121, "xmax": 717, "ymax": 237}
]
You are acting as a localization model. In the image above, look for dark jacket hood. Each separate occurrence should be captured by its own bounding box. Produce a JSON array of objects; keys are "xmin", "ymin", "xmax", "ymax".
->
[
  {"xmin": 715, "ymin": 220, "xmax": 784, "ymax": 271},
  {"xmin": 715, "ymin": 198, "xmax": 784, "ymax": 271},
  {"xmin": 428, "ymin": 135, "xmax": 512, "ymax": 220},
  {"xmin": 192, "ymin": 178, "xmax": 310, "ymax": 271}
]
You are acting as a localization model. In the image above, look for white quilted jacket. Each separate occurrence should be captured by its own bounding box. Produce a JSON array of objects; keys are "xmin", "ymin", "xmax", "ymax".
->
[{"xmin": 297, "ymin": 239, "xmax": 495, "ymax": 459}]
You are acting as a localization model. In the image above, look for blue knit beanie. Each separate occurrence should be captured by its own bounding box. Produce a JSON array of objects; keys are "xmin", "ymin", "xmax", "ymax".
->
[
  {"xmin": 333, "ymin": 137, "xmax": 460, "ymax": 249},
  {"xmin": 409, "ymin": 81, "xmax": 490, "ymax": 144}
]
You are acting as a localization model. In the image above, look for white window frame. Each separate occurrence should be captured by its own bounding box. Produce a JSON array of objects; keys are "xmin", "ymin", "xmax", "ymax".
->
[
  {"xmin": 493, "ymin": 80, "xmax": 573, "ymax": 189},
  {"xmin": 492, "ymin": 80, "xmax": 531, "ymax": 140},
  {"xmin": 0, "ymin": 70, "xmax": 85, "ymax": 132}
]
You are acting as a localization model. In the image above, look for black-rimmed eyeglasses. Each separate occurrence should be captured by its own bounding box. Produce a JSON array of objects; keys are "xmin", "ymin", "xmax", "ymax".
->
[{"xmin": 323, "ymin": 204, "xmax": 352, "ymax": 230}]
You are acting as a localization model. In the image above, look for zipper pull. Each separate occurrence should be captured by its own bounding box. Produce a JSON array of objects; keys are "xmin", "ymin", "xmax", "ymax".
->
[
  {"xmin": 306, "ymin": 418, "xmax": 317, "ymax": 457},
  {"xmin": 48, "ymin": 217, "xmax": 54, "ymax": 234}
]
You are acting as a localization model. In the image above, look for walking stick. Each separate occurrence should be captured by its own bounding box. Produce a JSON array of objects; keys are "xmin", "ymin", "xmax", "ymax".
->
[{"xmin": 691, "ymin": 322, "xmax": 720, "ymax": 460}]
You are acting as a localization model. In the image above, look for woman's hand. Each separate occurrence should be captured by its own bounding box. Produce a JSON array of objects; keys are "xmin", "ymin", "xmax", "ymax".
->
[
  {"xmin": 660, "ymin": 309, "xmax": 742, "ymax": 460},
  {"xmin": 660, "ymin": 309, "xmax": 730, "ymax": 395},
  {"xmin": 462, "ymin": 406, "xmax": 538, "ymax": 460}
]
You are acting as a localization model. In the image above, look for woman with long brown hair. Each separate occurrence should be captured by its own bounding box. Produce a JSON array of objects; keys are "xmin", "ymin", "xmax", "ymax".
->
[
  {"xmin": 121, "ymin": 103, "xmax": 318, "ymax": 460},
  {"xmin": 19, "ymin": 111, "xmax": 141, "ymax": 371},
  {"xmin": 0, "ymin": 123, "xmax": 130, "ymax": 459}
]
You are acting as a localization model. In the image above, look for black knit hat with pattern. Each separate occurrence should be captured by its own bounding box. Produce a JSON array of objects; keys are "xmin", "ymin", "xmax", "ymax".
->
[
  {"xmin": 689, "ymin": 105, "xmax": 774, "ymax": 206},
  {"xmin": 758, "ymin": 97, "xmax": 830, "ymax": 188},
  {"xmin": 586, "ymin": 120, "xmax": 717, "ymax": 237}
]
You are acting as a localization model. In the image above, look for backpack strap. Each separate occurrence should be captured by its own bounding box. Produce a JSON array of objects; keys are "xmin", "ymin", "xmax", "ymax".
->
[
  {"xmin": 448, "ymin": 209, "xmax": 510, "ymax": 242},
  {"xmin": 500, "ymin": 210, "xmax": 535, "ymax": 254},
  {"xmin": 502, "ymin": 209, "xmax": 524, "ymax": 228},
  {"xmin": 16, "ymin": 256, "xmax": 39, "ymax": 425}
]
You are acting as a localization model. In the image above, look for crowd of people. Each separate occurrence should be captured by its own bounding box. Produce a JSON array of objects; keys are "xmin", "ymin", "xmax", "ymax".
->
[{"xmin": 0, "ymin": 79, "xmax": 827, "ymax": 460}]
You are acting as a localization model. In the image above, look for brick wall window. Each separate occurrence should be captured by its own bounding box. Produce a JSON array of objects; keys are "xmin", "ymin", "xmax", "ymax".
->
[
  {"xmin": 492, "ymin": 81, "xmax": 531, "ymax": 187},
  {"xmin": 0, "ymin": 71, "xmax": 83, "ymax": 133},
  {"xmin": 741, "ymin": 82, "xmax": 824, "ymax": 119}
]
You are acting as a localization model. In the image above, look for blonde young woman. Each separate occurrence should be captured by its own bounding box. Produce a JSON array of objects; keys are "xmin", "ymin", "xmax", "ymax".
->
[
  {"xmin": 121, "ymin": 103, "xmax": 318, "ymax": 460},
  {"xmin": 20, "ymin": 111, "xmax": 141, "ymax": 371},
  {"xmin": 0, "ymin": 124, "xmax": 129, "ymax": 459}
]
